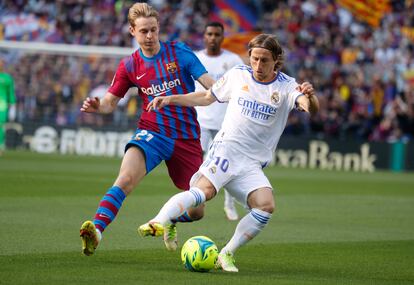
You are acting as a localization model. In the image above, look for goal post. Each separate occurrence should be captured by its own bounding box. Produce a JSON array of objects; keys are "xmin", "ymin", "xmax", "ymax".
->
[
  {"xmin": 0, "ymin": 40, "xmax": 134, "ymax": 57},
  {"xmin": 1, "ymin": 40, "xmax": 139, "ymax": 156}
]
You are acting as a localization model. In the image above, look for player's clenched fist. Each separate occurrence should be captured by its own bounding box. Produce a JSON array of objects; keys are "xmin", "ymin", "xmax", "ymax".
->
[
  {"xmin": 80, "ymin": 97, "xmax": 100, "ymax": 113},
  {"xmin": 296, "ymin": 82, "xmax": 315, "ymax": 98}
]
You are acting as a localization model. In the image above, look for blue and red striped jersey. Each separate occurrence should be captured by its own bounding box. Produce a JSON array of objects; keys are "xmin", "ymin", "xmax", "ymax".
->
[{"xmin": 108, "ymin": 41, "xmax": 207, "ymax": 139}]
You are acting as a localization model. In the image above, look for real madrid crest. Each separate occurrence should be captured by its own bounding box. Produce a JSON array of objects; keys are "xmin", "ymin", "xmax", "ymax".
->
[
  {"xmin": 166, "ymin": 62, "xmax": 177, "ymax": 73},
  {"xmin": 271, "ymin": 91, "xmax": 280, "ymax": 104}
]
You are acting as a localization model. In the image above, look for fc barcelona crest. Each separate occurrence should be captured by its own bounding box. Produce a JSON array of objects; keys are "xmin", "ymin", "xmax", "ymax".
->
[
  {"xmin": 166, "ymin": 62, "xmax": 177, "ymax": 73},
  {"xmin": 271, "ymin": 91, "xmax": 280, "ymax": 104}
]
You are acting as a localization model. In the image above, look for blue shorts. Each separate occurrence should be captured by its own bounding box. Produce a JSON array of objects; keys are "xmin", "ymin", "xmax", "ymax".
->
[{"xmin": 125, "ymin": 129, "xmax": 202, "ymax": 190}]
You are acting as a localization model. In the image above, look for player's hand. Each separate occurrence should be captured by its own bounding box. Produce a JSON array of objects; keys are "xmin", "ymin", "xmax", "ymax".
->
[
  {"xmin": 296, "ymin": 100, "xmax": 310, "ymax": 113},
  {"xmin": 80, "ymin": 97, "xmax": 100, "ymax": 113},
  {"xmin": 146, "ymin": 97, "xmax": 171, "ymax": 111},
  {"xmin": 296, "ymin": 82, "xmax": 315, "ymax": 98}
]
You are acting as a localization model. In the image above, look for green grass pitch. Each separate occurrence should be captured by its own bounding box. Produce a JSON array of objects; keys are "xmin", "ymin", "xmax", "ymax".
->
[{"xmin": 0, "ymin": 150, "xmax": 413, "ymax": 284}]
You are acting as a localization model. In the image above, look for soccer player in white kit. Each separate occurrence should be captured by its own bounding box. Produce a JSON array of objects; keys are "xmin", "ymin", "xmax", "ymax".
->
[
  {"xmin": 195, "ymin": 22, "xmax": 244, "ymax": 221},
  {"xmin": 139, "ymin": 34, "xmax": 319, "ymax": 272}
]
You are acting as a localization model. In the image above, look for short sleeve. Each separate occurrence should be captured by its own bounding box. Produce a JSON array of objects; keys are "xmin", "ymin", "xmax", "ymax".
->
[
  {"xmin": 210, "ymin": 69, "xmax": 234, "ymax": 103},
  {"xmin": 176, "ymin": 42, "xmax": 207, "ymax": 80},
  {"xmin": 107, "ymin": 60, "xmax": 132, "ymax": 98},
  {"xmin": 286, "ymin": 79, "xmax": 303, "ymax": 111}
]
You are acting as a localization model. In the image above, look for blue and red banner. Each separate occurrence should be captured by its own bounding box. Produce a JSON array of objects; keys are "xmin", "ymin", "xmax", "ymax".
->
[{"xmin": 210, "ymin": 0, "xmax": 258, "ymax": 33}]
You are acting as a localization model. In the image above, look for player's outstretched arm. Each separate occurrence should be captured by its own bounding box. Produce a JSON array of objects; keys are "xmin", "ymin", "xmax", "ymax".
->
[
  {"xmin": 80, "ymin": 92, "xmax": 120, "ymax": 114},
  {"xmin": 197, "ymin": 73, "xmax": 216, "ymax": 90},
  {"xmin": 146, "ymin": 73, "xmax": 216, "ymax": 111},
  {"xmin": 296, "ymin": 82, "xmax": 319, "ymax": 115},
  {"xmin": 147, "ymin": 90, "xmax": 216, "ymax": 111}
]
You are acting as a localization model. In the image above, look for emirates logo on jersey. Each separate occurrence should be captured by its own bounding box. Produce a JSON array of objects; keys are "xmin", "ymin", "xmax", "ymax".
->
[
  {"xmin": 166, "ymin": 62, "xmax": 177, "ymax": 73},
  {"xmin": 271, "ymin": 91, "xmax": 280, "ymax": 104}
]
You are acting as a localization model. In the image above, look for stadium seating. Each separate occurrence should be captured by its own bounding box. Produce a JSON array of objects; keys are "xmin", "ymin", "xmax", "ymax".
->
[{"xmin": 0, "ymin": 0, "xmax": 412, "ymax": 142}]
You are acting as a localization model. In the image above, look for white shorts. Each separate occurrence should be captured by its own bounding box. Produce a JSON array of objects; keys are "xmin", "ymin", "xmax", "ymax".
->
[
  {"xmin": 199, "ymin": 128, "xmax": 219, "ymax": 152},
  {"xmin": 190, "ymin": 141, "xmax": 273, "ymax": 208}
]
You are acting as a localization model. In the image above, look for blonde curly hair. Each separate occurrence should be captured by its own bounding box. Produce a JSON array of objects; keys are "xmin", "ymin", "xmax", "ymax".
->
[{"xmin": 128, "ymin": 2, "xmax": 159, "ymax": 27}]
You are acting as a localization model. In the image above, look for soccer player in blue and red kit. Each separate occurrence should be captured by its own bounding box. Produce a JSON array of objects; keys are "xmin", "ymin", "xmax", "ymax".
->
[{"xmin": 79, "ymin": 2, "xmax": 215, "ymax": 256}]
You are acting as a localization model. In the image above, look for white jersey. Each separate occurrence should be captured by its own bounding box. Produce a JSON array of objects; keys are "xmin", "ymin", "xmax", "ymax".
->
[
  {"xmin": 194, "ymin": 49, "xmax": 244, "ymax": 130},
  {"xmin": 211, "ymin": 65, "xmax": 303, "ymax": 165}
]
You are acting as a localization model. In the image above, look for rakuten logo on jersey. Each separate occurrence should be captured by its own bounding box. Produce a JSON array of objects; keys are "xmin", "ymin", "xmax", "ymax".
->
[{"xmin": 140, "ymin": 78, "xmax": 181, "ymax": 96}]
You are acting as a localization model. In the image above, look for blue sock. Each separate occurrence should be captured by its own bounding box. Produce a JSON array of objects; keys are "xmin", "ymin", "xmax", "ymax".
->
[{"xmin": 93, "ymin": 186, "xmax": 126, "ymax": 232}]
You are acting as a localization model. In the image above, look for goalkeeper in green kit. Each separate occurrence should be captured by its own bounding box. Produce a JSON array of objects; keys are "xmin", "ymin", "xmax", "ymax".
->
[{"xmin": 0, "ymin": 60, "xmax": 16, "ymax": 155}]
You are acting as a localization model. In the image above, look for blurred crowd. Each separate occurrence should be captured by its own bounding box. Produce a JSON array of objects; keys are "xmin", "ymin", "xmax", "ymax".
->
[
  {"xmin": 1, "ymin": 0, "xmax": 413, "ymax": 142},
  {"xmin": 264, "ymin": 0, "xmax": 414, "ymax": 143}
]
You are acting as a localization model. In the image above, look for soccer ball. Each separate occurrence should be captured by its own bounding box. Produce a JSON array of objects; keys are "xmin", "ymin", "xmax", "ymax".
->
[{"xmin": 181, "ymin": 236, "xmax": 219, "ymax": 272}]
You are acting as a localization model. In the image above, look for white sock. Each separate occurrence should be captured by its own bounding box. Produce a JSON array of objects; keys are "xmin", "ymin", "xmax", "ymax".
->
[
  {"xmin": 224, "ymin": 189, "xmax": 235, "ymax": 209},
  {"xmin": 152, "ymin": 187, "xmax": 206, "ymax": 225},
  {"xmin": 221, "ymin": 208, "xmax": 271, "ymax": 255}
]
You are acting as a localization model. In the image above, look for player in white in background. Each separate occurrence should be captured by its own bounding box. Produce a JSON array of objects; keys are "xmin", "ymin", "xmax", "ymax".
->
[
  {"xmin": 194, "ymin": 22, "xmax": 244, "ymax": 221},
  {"xmin": 139, "ymin": 34, "xmax": 319, "ymax": 272}
]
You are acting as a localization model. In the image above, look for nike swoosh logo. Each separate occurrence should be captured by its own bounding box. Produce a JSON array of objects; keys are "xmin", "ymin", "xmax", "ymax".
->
[
  {"xmin": 136, "ymin": 73, "xmax": 146, "ymax": 80},
  {"xmin": 152, "ymin": 90, "xmax": 168, "ymax": 97}
]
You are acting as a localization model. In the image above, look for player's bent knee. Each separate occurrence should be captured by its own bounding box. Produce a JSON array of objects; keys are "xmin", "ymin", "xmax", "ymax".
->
[
  {"xmin": 247, "ymin": 188, "xmax": 275, "ymax": 213},
  {"xmin": 258, "ymin": 203, "xmax": 275, "ymax": 214},
  {"xmin": 193, "ymin": 176, "xmax": 217, "ymax": 201},
  {"xmin": 265, "ymin": 199, "xmax": 276, "ymax": 213},
  {"xmin": 201, "ymin": 187, "xmax": 216, "ymax": 201},
  {"xmin": 249, "ymin": 198, "xmax": 275, "ymax": 213},
  {"xmin": 114, "ymin": 174, "xmax": 136, "ymax": 194}
]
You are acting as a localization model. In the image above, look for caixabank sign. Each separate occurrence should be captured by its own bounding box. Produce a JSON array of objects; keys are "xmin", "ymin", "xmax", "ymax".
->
[
  {"xmin": 273, "ymin": 137, "xmax": 412, "ymax": 172},
  {"xmin": 6, "ymin": 123, "xmax": 414, "ymax": 172}
]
